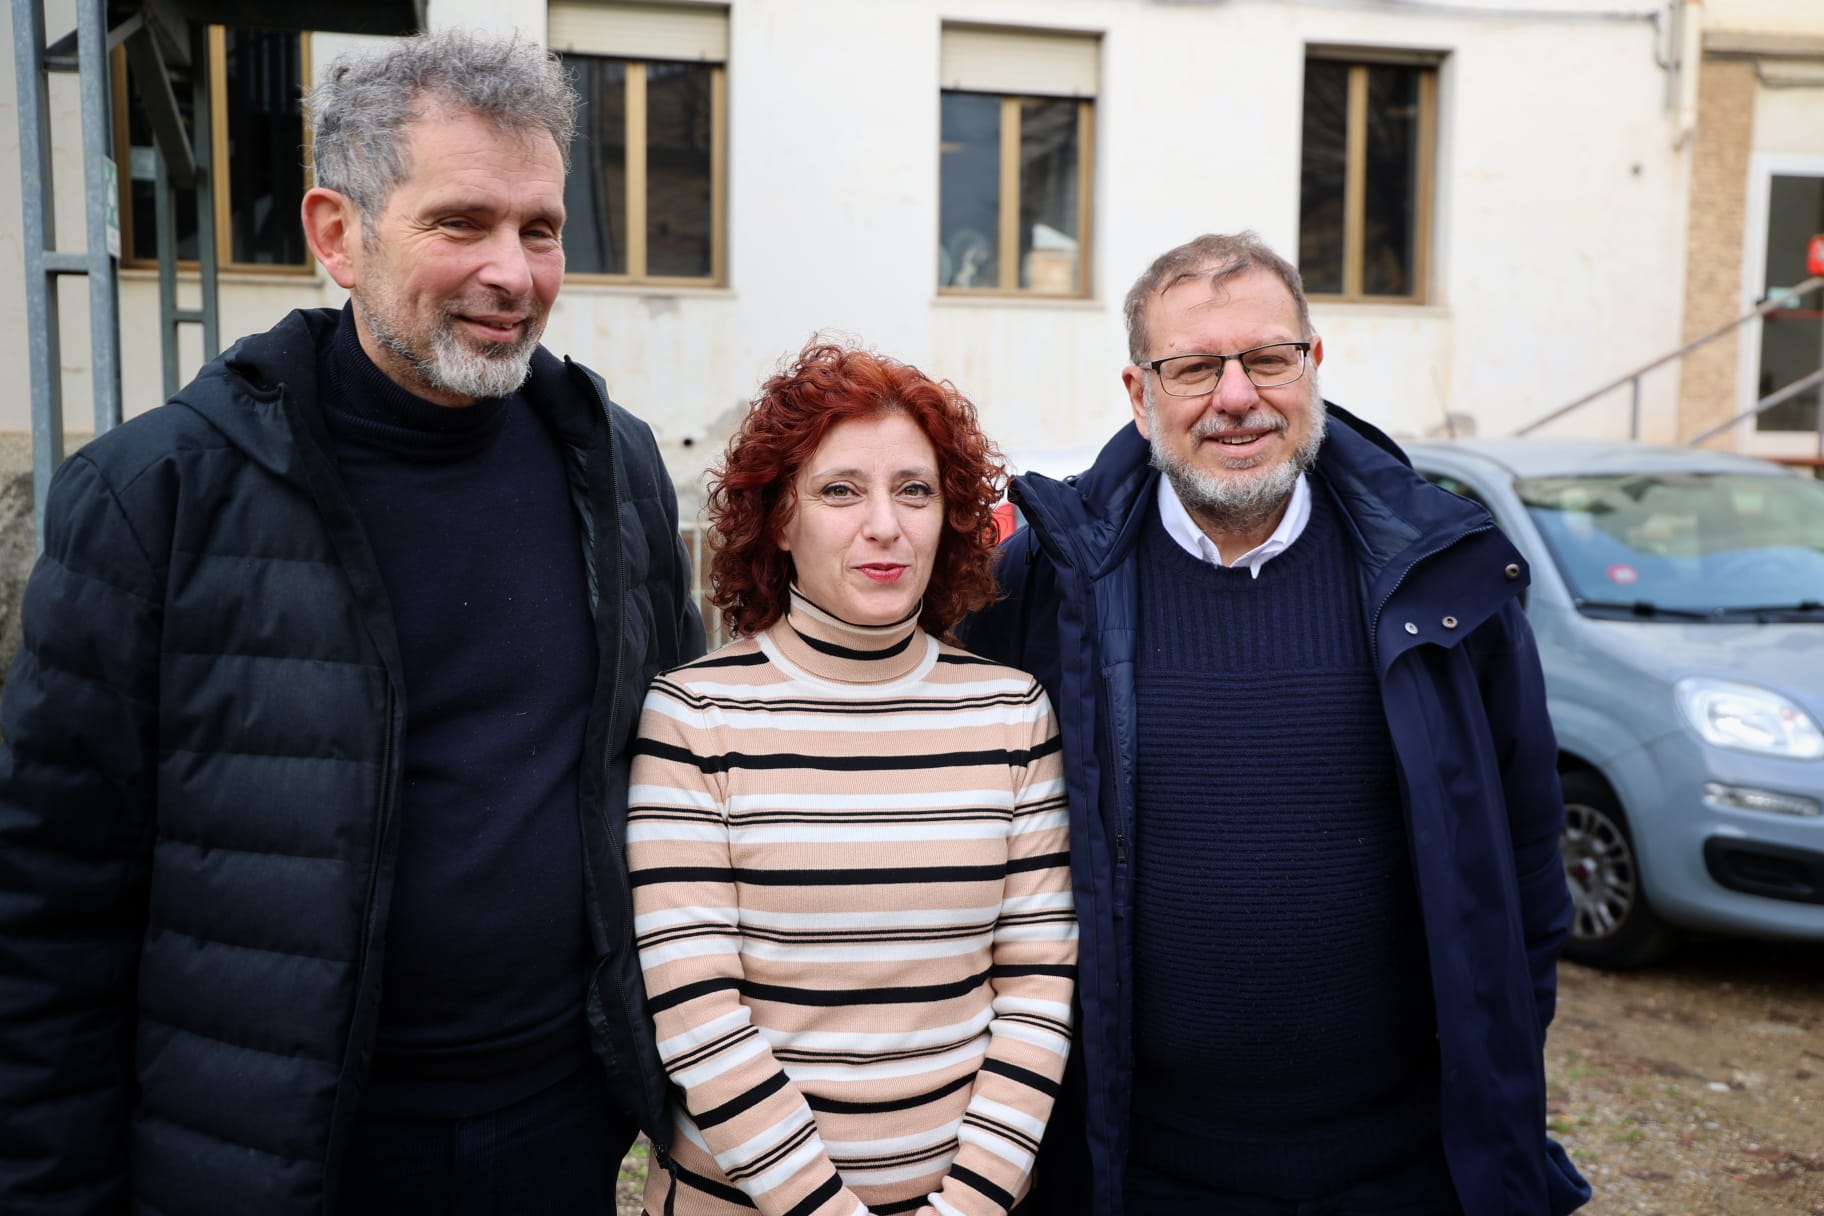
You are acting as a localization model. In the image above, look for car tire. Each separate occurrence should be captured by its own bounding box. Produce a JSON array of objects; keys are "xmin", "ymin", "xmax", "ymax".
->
[{"xmin": 1559, "ymin": 771, "xmax": 1678, "ymax": 969}]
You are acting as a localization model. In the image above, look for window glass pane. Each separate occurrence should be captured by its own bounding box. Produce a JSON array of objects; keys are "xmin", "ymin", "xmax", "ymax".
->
[
  {"xmin": 563, "ymin": 55, "xmax": 627, "ymax": 276},
  {"xmin": 939, "ymin": 92, "xmax": 1001, "ymax": 289},
  {"xmin": 223, "ymin": 29, "xmax": 306, "ymax": 265},
  {"xmin": 125, "ymin": 62, "xmax": 199, "ymax": 261},
  {"xmin": 1298, "ymin": 59, "xmax": 1348, "ymax": 295},
  {"xmin": 1757, "ymin": 174, "xmax": 1824, "ymax": 432},
  {"xmin": 645, "ymin": 61, "xmax": 714, "ymax": 278},
  {"xmin": 1017, "ymin": 97, "xmax": 1081, "ymax": 294},
  {"xmin": 1362, "ymin": 64, "xmax": 1421, "ymax": 297}
]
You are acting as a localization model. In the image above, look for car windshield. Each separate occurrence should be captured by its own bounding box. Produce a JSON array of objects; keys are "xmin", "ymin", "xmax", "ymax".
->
[{"xmin": 1518, "ymin": 471, "xmax": 1824, "ymax": 618}]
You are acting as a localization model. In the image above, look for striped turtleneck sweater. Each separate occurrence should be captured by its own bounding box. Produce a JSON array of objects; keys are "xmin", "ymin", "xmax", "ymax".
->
[{"xmin": 627, "ymin": 589, "xmax": 1077, "ymax": 1216}]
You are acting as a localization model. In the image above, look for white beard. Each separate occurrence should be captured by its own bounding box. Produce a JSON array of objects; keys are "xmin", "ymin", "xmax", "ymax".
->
[
  {"xmin": 360, "ymin": 292, "xmax": 542, "ymax": 401},
  {"xmin": 1144, "ymin": 378, "xmax": 1327, "ymax": 534}
]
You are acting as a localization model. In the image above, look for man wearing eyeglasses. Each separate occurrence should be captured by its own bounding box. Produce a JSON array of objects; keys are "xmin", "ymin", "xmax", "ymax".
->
[{"xmin": 963, "ymin": 232, "xmax": 1590, "ymax": 1216}]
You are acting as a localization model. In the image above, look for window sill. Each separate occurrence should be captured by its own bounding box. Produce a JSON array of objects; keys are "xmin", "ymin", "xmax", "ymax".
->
[
  {"xmin": 1308, "ymin": 297, "xmax": 1450, "ymax": 321},
  {"xmin": 560, "ymin": 280, "xmax": 736, "ymax": 299},
  {"xmin": 119, "ymin": 265, "xmax": 322, "ymax": 286},
  {"xmin": 933, "ymin": 292, "xmax": 1102, "ymax": 311}
]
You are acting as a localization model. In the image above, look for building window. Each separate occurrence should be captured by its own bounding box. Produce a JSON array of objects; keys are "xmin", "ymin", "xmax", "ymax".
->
[
  {"xmin": 939, "ymin": 25, "xmax": 1097, "ymax": 297},
  {"xmin": 552, "ymin": 2, "xmax": 727, "ymax": 284},
  {"xmin": 1298, "ymin": 50, "xmax": 1439, "ymax": 303},
  {"xmin": 112, "ymin": 27, "xmax": 310, "ymax": 271}
]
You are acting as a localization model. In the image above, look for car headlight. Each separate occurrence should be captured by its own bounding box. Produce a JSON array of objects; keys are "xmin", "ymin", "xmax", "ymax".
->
[{"xmin": 1675, "ymin": 677, "xmax": 1824, "ymax": 760}]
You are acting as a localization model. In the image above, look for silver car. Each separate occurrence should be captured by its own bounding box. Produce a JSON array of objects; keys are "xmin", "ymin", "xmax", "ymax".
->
[{"xmin": 1406, "ymin": 439, "xmax": 1824, "ymax": 968}]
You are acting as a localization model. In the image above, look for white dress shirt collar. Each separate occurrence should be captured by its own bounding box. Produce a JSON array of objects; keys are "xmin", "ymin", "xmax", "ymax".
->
[{"xmin": 1155, "ymin": 472, "xmax": 1312, "ymax": 579}]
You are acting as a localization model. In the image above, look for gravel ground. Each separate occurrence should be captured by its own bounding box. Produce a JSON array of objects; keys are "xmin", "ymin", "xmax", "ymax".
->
[
  {"xmin": 615, "ymin": 939, "xmax": 1824, "ymax": 1215},
  {"xmin": 617, "ymin": 1137, "xmax": 648, "ymax": 1215},
  {"xmin": 1547, "ymin": 939, "xmax": 1824, "ymax": 1216}
]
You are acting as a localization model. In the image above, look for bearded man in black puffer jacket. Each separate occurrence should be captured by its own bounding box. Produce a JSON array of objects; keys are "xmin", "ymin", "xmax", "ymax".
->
[{"xmin": 0, "ymin": 31, "xmax": 704, "ymax": 1216}]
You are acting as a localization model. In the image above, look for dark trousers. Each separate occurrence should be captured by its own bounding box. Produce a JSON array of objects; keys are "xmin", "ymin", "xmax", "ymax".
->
[
  {"xmin": 1123, "ymin": 1151, "xmax": 1463, "ymax": 1216},
  {"xmin": 336, "ymin": 1066, "xmax": 638, "ymax": 1216}
]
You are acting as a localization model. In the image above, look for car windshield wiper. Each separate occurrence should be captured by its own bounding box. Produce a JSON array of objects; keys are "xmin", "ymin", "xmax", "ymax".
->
[
  {"xmin": 1707, "ymin": 600, "xmax": 1824, "ymax": 622},
  {"xmin": 1573, "ymin": 598, "xmax": 1714, "ymax": 620},
  {"xmin": 1577, "ymin": 597, "xmax": 1824, "ymax": 622}
]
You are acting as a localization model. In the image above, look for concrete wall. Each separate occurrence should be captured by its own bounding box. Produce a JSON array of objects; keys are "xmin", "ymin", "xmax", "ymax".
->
[
  {"xmin": 1677, "ymin": 56, "xmax": 1758, "ymax": 446},
  {"xmin": 1673, "ymin": 0, "xmax": 1824, "ymax": 453},
  {"xmin": 2, "ymin": 0, "xmax": 1700, "ymax": 516},
  {"xmin": 1703, "ymin": 0, "xmax": 1824, "ymax": 37}
]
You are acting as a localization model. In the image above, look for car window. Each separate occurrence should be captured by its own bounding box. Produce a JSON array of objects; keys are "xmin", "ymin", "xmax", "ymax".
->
[
  {"xmin": 1517, "ymin": 471, "xmax": 1824, "ymax": 616},
  {"xmin": 1420, "ymin": 471, "xmax": 1491, "ymax": 513}
]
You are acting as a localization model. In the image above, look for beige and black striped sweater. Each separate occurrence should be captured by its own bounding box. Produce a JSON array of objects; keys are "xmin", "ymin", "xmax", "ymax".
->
[{"xmin": 628, "ymin": 591, "xmax": 1076, "ymax": 1216}]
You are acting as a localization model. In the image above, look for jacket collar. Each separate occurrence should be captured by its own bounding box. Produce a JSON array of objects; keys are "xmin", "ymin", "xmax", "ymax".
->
[{"xmin": 168, "ymin": 307, "xmax": 601, "ymax": 479}]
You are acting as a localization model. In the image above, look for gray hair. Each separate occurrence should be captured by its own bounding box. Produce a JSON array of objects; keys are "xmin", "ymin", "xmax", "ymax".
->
[
  {"xmin": 1123, "ymin": 231, "xmax": 1313, "ymax": 362},
  {"xmin": 308, "ymin": 30, "xmax": 579, "ymax": 221}
]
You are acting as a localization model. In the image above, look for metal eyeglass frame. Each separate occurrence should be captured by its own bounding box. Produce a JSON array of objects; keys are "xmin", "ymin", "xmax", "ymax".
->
[{"xmin": 1139, "ymin": 342, "xmax": 1313, "ymax": 396}]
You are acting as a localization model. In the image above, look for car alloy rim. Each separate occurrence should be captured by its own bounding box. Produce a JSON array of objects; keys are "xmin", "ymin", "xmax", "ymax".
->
[{"xmin": 1561, "ymin": 801, "xmax": 1637, "ymax": 939}]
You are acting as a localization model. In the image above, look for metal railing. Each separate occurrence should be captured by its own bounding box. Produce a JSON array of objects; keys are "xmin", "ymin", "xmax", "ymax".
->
[
  {"xmin": 1683, "ymin": 365, "xmax": 1824, "ymax": 451},
  {"xmin": 679, "ymin": 522, "xmax": 730, "ymax": 651},
  {"xmin": 1514, "ymin": 276, "xmax": 1824, "ymax": 442}
]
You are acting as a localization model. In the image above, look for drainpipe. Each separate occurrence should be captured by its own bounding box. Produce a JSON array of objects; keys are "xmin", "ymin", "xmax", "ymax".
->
[{"xmin": 1673, "ymin": 0, "xmax": 1701, "ymax": 147}]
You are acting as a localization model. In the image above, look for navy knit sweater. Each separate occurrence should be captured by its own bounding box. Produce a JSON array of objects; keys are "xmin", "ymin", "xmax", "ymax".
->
[
  {"xmin": 1125, "ymin": 485, "xmax": 1442, "ymax": 1202},
  {"xmin": 320, "ymin": 309, "xmax": 596, "ymax": 1117}
]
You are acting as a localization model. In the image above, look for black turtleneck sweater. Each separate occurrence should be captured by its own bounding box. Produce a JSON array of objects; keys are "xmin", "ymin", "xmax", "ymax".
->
[{"xmin": 319, "ymin": 308, "xmax": 597, "ymax": 1117}]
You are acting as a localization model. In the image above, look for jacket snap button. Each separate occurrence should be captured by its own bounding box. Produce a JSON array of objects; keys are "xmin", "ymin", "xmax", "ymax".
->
[
  {"xmin": 1442, "ymin": 615, "xmax": 1459, "ymax": 629},
  {"xmin": 1504, "ymin": 563, "xmax": 1521, "ymax": 579},
  {"xmin": 1404, "ymin": 622, "xmax": 1419, "ymax": 635}
]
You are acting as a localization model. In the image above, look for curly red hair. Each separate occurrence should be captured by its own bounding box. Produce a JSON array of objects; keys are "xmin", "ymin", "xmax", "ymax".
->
[{"xmin": 707, "ymin": 341, "xmax": 1006, "ymax": 642}]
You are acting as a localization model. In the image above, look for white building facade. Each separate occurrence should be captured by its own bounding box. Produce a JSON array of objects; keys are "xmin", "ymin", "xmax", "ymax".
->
[{"xmin": 3, "ymin": 0, "xmax": 1822, "ymax": 508}]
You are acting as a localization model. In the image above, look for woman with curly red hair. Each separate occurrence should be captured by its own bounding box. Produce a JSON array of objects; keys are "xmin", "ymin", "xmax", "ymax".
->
[{"xmin": 626, "ymin": 342, "xmax": 1077, "ymax": 1216}]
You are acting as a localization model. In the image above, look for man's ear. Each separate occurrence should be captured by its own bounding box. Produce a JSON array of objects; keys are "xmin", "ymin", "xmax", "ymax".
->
[
  {"xmin": 301, "ymin": 187, "xmax": 362, "ymax": 290},
  {"xmin": 1123, "ymin": 365, "xmax": 1150, "ymax": 437}
]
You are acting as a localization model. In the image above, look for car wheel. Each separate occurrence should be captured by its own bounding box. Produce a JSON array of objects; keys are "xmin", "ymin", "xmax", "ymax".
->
[{"xmin": 1559, "ymin": 771, "xmax": 1677, "ymax": 969}]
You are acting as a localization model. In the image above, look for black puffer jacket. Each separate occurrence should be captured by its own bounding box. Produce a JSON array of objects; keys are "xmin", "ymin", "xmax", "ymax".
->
[{"xmin": 0, "ymin": 308, "xmax": 705, "ymax": 1215}]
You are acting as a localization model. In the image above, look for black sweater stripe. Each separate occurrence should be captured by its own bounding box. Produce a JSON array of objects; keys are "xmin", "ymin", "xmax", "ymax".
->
[
  {"xmin": 694, "ymin": 1069, "xmax": 791, "ymax": 1130},
  {"xmin": 633, "ymin": 863, "xmax": 1010, "ymax": 888},
  {"xmin": 740, "ymin": 967, "xmax": 991, "ymax": 1007},
  {"xmin": 950, "ymin": 1164, "xmax": 1017, "ymax": 1211},
  {"xmin": 804, "ymin": 1072, "xmax": 975, "ymax": 1114},
  {"xmin": 782, "ymin": 1173, "xmax": 846, "ymax": 1216},
  {"xmin": 635, "ymin": 738, "xmax": 1057, "ymax": 773},
  {"xmin": 980, "ymin": 1056, "xmax": 1063, "ymax": 1099}
]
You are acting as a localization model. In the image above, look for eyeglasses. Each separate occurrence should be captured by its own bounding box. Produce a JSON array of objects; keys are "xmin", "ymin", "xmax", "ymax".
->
[{"xmin": 1139, "ymin": 342, "xmax": 1312, "ymax": 396}]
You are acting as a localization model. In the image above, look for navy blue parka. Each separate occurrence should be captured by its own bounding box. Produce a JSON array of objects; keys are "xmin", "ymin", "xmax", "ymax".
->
[
  {"xmin": 0, "ymin": 308, "xmax": 705, "ymax": 1215},
  {"xmin": 961, "ymin": 408, "xmax": 1590, "ymax": 1216}
]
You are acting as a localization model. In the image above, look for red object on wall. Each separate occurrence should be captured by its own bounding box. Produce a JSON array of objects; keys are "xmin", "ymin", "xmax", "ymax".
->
[
  {"xmin": 1809, "ymin": 234, "xmax": 1824, "ymax": 278},
  {"xmin": 992, "ymin": 502, "xmax": 1017, "ymax": 542}
]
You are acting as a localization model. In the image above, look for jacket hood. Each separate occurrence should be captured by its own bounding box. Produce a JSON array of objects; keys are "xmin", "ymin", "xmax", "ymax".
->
[
  {"xmin": 168, "ymin": 308, "xmax": 337, "ymax": 483},
  {"xmin": 169, "ymin": 307, "xmax": 600, "ymax": 481},
  {"xmin": 1012, "ymin": 403, "xmax": 1493, "ymax": 587}
]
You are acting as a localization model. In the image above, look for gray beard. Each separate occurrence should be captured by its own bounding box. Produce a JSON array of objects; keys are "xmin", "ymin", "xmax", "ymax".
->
[
  {"xmin": 361, "ymin": 298, "xmax": 540, "ymax": 402},
  {"xmin": 1144, "ymin": 379, "xmax": 1327, "ymax": 535}
]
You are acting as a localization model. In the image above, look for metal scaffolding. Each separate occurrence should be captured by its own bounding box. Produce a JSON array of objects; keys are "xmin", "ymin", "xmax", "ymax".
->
[{"xmin": 11, "ymin": 0, "xmax": 423, "ymax": 544}]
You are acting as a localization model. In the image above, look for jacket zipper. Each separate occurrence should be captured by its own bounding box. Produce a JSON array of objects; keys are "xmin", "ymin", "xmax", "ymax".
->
[
  {"xmin": 581, "ymin": 369, "xmax": 672, "ymax": 1145},
  {"xmin": 585, "ymin": 371, "xmax": 630, "ymax": 866},
  {"xmin": 327, "ymin": 682, "xmax": 397, "ymax": 1198},
  {"xmin": 358, "ymin": 685, "xmax": 398, "ymax": 995}
]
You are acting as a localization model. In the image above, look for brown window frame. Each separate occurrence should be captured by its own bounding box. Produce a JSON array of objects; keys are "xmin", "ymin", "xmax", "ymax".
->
[
  {"xmin": 111, "ymin": 26, "xmax": 315, "ymax": 277},
  {"xmin": 559, "ymin": 55, "xmax": 728, "ymax": 289},
  {"xmin": 937, "ymin": 91, "xmax": 1095, "ymax": 300},
  {"xmin": 1300, "ymin": 49, "xmax": 1440, "ymax": 306}
]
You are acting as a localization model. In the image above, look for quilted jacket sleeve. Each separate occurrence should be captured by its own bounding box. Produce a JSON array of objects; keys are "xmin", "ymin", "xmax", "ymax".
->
[{"xmin": 0, "ymin": 453, "xmax": 162, "ymax": 1214}]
